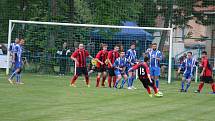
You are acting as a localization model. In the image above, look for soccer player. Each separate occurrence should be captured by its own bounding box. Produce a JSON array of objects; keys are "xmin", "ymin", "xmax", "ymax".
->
[
  {"xmin": 178, "ymin": 52, "xmax": 197, "ymax": 92},
  {"xmin": 95, "ymin": 43, "xmax": 108, "ymax": 88},
  {"xmin": 106, "ymin": 45, "xmax": 120, "ymax": 88},
  {"xmin": 113, "ymin": 51, "xmax": 128, "ymax": 89},
  {"xmin": 148, "ymin": 43, "xmax": 162, "ymax": 89},
  {"xmin": 128, "ymin": 57, "xmax": 163, "ymax": 97},
  {"xmin": 8, "ymin": 38, "xmax": 25, "ymax": 84},
  {"xmin": 195, "ymin": 51, "xmax": 215, "ymax": 94},
  {"xmin": 70, "ymin": 43, "xmax": 94, "ymax": 87},
  {"xmin": 126, "ymin": 42, "xmax": 137, "ymax": 89},
  {"xmin": 9, "ymin": 38, "xmax": 20, "ymax": 72}
]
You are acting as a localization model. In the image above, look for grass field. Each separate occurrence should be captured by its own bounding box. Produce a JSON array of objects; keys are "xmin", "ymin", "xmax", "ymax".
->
[{"xmin": 0, "ymin": 73, "xmax": 215, "ymax": 121}]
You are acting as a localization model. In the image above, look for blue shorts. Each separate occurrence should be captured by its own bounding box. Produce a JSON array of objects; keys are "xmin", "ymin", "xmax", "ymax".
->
[
  {"xmin": 150, "ymin": 67, "xmax": 160, "ymax": 76},
  {"xmin": 114, "ymin": 69, "xmax": 127, "ymax": 76},
  {"xmin": 14, "ymin": 62, "xmax": 22, "ymax": 70},
  {"xmin": 183, "ymin": 72, "xmax": 192, "ymax": 80}
]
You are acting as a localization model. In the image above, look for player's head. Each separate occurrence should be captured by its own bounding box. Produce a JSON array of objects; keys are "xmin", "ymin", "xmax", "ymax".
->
[
  {"xmin": 144, "ymin": 56, "xmax": 150, "ymax": 63},
  {"xmin": 63, "ymin": 42, "xmax": 67, "ymax": 48},
  {"xmin": 202, "ymin": 51, "xmax": 207, "ymax": 58},
  {"xmin": 152, "ymin": 43, "xmax": 157, "ymax": 50},
  {"xmin": 183, "ymin": 53, "xmax": 187, "ymax": 57},
  {"xmin": 114, "ymin": 45, "xmax": 119, "ymax": 52},
  {"xmin": 130, "ymin": 42, "xmax": 136, "ymax": 50},
  {"xmin": 120, "ymin": 51, "xmax": 125, "ymax": 58},
  {"xmin": 19, "ymin": 38, "xmax": 25, "ymax": 45},
  {"xmin": 15, "ymin": 38, "xmax": 20, "ymax": 44},
  {"xmin": 187, "ymin": 51, "xmax": 192, "ymax": 59},
  {"xmin": 101, "ymin": 43, "xmax": 108, "ymax": 51},
  {"xmin": 79, "ymin": 43, "xmax": 84, "ymax": 50}
]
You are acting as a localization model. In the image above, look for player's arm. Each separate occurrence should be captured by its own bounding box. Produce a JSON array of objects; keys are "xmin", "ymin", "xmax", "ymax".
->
[
  {"xmin": 70, "ymin": 51, "xmax": 79, "ymax": 65},
  {"xmin": 178, "ymin": 60, "xmax": 185, "ymax": 74},
  {"xmin": 95, "ymin": 51, "xmax": 104, "ymax": 65},
  {"xmin": 113, "ymin": 60, "xmax": 122, "ymax": 70},
  {"xmin": 145, "ymin": 65, "xmax": 153, "ymax": 83},
  {"xmin": 106, "ymin": 51, "xmax": 113, "ymax": 67},
  {"xmin": 128, "ymin": 63, "xmax": 139, "ymax": 72}
]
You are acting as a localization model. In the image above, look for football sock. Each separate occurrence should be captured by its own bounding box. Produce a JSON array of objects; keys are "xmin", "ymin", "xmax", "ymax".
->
[
  {"xmin": 9, "ymin": 71, "xmax": 17, "ymax": 80},
  {"xmin": 70, "ymin": 75, "xmax": 78, "ymax": 84},
  {"xmin": 181, "ymin": 81, "xmax": 185, "ymax": 90},
  {"xmin": 84, "ymin": 75, "xmax": 90, "ymax": 85},
  {"xmin": 96, "ymin": 76, "xmax": 100, "ymax": 87},
  {"xmin": 101, "ymin": 76, "xmax": 106, "ymax": 86},
  {"xmin": 211, "ymin": 83, "xmax": 215, "ymax": 92},
  {"xmin": 120, "ymin": 79, "xmax": 126, "ymax": 88},
  {"xmin": 156, "ymin": 79, "xmax": 159, "ymax": 88},
  {"xmin": 198, "ymin": 82, "xmax": 204, "ymax": 92},
  {"xmin": 185, "ymin": 82, "xmax": 191, "ymax": 91},
  {"xmin": 146, "ymin": 86, "xmax": 151, "ymax": 94},
  {"xmin": 114, "ymin": 80, "xmax": 120, "ymax": 88},
  {"xmin": 108, "ymin": 76, "xmax": 112, "ymax": 88}
]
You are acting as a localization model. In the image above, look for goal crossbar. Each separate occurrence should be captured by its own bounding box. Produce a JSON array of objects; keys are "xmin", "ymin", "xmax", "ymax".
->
[{"xmin": 7, "ymin": 20, "xmax": 173, "ymax": 84}]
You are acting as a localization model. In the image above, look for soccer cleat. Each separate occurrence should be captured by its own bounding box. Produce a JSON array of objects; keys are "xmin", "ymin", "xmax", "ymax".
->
[
  {"xmin": 154, "ymin": 91, "xmax": 163, "ymax": 97},
  {"xmin": 87, "ymin": 85, "xmax": 90, "ymax": 88},
  {"xmin": 194, "ymin": 90, "xmax": 200, "ymax": 93},
  {"xmin": 179, "ymin": 89, "xmax": 185, "ymax": 92},
  {"xmin": 70, "ymin": 84, "xmax": 77, "ymax": 87},
  {"xmin": 208, "ymin": 92, "xmax": 215, "ymax": 94},
  {"xmin": 149, "ymin": 94, "xmax": 153, "ymax": 97},
  {"xmin": 127, "ymin": 87, "xmax": 132, "ymax": 90},
  {"xmin": 132, "ymin": 86, "xmax": 137, "ymax": 90},
  {"xmin": 8, "ymin": 79, "xmax": 14, "ymax": 85}
]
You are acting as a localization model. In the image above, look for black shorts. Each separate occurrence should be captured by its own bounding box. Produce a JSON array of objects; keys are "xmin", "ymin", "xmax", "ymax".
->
[
  {"xmin": 96, "ymin": 67, "xmax": 107, "ymax": 73},
  {"xmin": 76, "ymin": 67, "xmax": 88, "ymax": 76},
  {"xmin": 200, "ymin": 76, "xmax": 214, "ymax": 83},
  {"xmin": 108, "ymin": 68, "xmax": 115, "ymax": 76},
  {"xmin": 139, "ymin": 78, "xmax": 155, "ymax": 88}
]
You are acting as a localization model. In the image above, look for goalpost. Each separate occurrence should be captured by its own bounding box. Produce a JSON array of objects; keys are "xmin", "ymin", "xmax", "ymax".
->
[{"xmin": 6, "ymin": 20, "xmax": 173, "ymax": 83}]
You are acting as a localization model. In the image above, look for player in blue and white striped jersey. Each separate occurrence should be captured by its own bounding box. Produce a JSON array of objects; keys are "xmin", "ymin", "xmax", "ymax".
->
[
  {"xmin": 113, "ymin": 51, "xmax": 129, "ymax": 89},
  {"xmin": 178, "ymin": 52, "xmax": 197, "ymax": 92},
  {"xmin": 8, "ymin": 39, "xmax": 25, "ymax": 85},
  {"xmin": 126, "ymin": 42, "xmax": 137, "ymax": 89},
  {"xmin": 148, "ymin": 43, "xmax": 162, "ymax": 89}
]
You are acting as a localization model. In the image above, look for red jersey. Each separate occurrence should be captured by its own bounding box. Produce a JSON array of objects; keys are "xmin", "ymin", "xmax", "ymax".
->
[
  {"xmin": 201, "ymin": 57, "xmax": 212, "ymax": 76},
  {"xmin": 96, "ymin": 50, "xmax": 108, "ymax": 68},
  {"xmin": 71, "ymin": 49, "xmax": 89, "ymax": 67},
  {"xmin": 131, "ymin": 62, "xmax": 150, "ymax": 79},
  {"xmin": 107, "ymin": 50, "xmax": 119, "ymax": 68}
]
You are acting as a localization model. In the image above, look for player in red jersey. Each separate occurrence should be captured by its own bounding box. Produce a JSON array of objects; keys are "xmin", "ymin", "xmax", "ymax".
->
[
  {"xmin": 195, "ymin": 51, "xmax": 215, "ymax": 94},
  {"xmin": 95, "ymin": 43, "xmax": 108, "ymax": 87},
  {"xmin": 70, "ymin": 43, "xmax": 94, "ymax": 87},
  {"xmin": 128, "ymin": 57, "xmax": 163, "ymax": 97},
  {"xmin": 106, "ymin": 45, "xmax": 120, "ymax": 88}
]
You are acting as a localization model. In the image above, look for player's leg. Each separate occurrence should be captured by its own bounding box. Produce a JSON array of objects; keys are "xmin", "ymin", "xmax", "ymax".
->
[
  {"xmin": 16, "ymin": 68, "xmax": 22, "ymax": 84},
  {"xmin": 120, "ymin": 73, "xmax": 128, "ymax": 89},
  {"xmin": 70, "ymin": 67, "xmax": 81, "ymax": 87},
  {"xmin": 8, "ymin": 63, "xmax": 21, "ymax": 84},
  {"xmin": 127, "ymin": 71, "xmax": 133, "ymax": 88},
  {"xmin": 114, "ymin": 70, "xmax": 122, "ymax": 88},
  {"xmin": 185, "ymin": 75, "xmax": 192, "ymax": 92},
  {"xmin": 108, "ymin": 68, "xmax": 114, "ymax": 88},
  {"xmin": 140, "ymin": 79, "xmax": 152, "ymax": 96},
  {"xmin": 96, "ymin": 71, "xmax": 102, "ymax": 88},
  {"xmin": 131, "ymin": 71, "xmax": 137, "ymax": 89},
  {"xmin": 83, "ymin": 67, "xmax": 90, "ymax": 87},
  {"xmin": 179, "ymin": 75, "xmax": 186, "ymax": 92},
  {"xmin": 101, "ymin": 69, "xmax": 107, "ymax": 87},
  {"xmin": 154, "ymin": 67, "xmax": 160, "ymax": 89},
  {"xmin": 148, "ymin": 79, "xmax": 158, "ymax": 94},
  {"xmin": 195, "ymin": 76, "xmax": 204, "ymax": 93}
]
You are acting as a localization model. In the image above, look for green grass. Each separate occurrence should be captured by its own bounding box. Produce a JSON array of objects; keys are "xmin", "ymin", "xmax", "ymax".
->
[{"xmin": 0, "ymin": 73, "xmax": 215, "ymax": 121}]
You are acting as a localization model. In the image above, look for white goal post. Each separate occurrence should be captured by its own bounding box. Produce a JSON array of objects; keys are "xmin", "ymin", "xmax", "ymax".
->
[{"xmin": 7, "ymin": 20, "xmax": 173, "ymax": 83}]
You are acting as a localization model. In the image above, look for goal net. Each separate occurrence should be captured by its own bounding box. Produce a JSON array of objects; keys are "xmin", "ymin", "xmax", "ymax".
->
[{"xmin": 6, "ymin": 20, "xmax": 174, "ymax": 83}]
